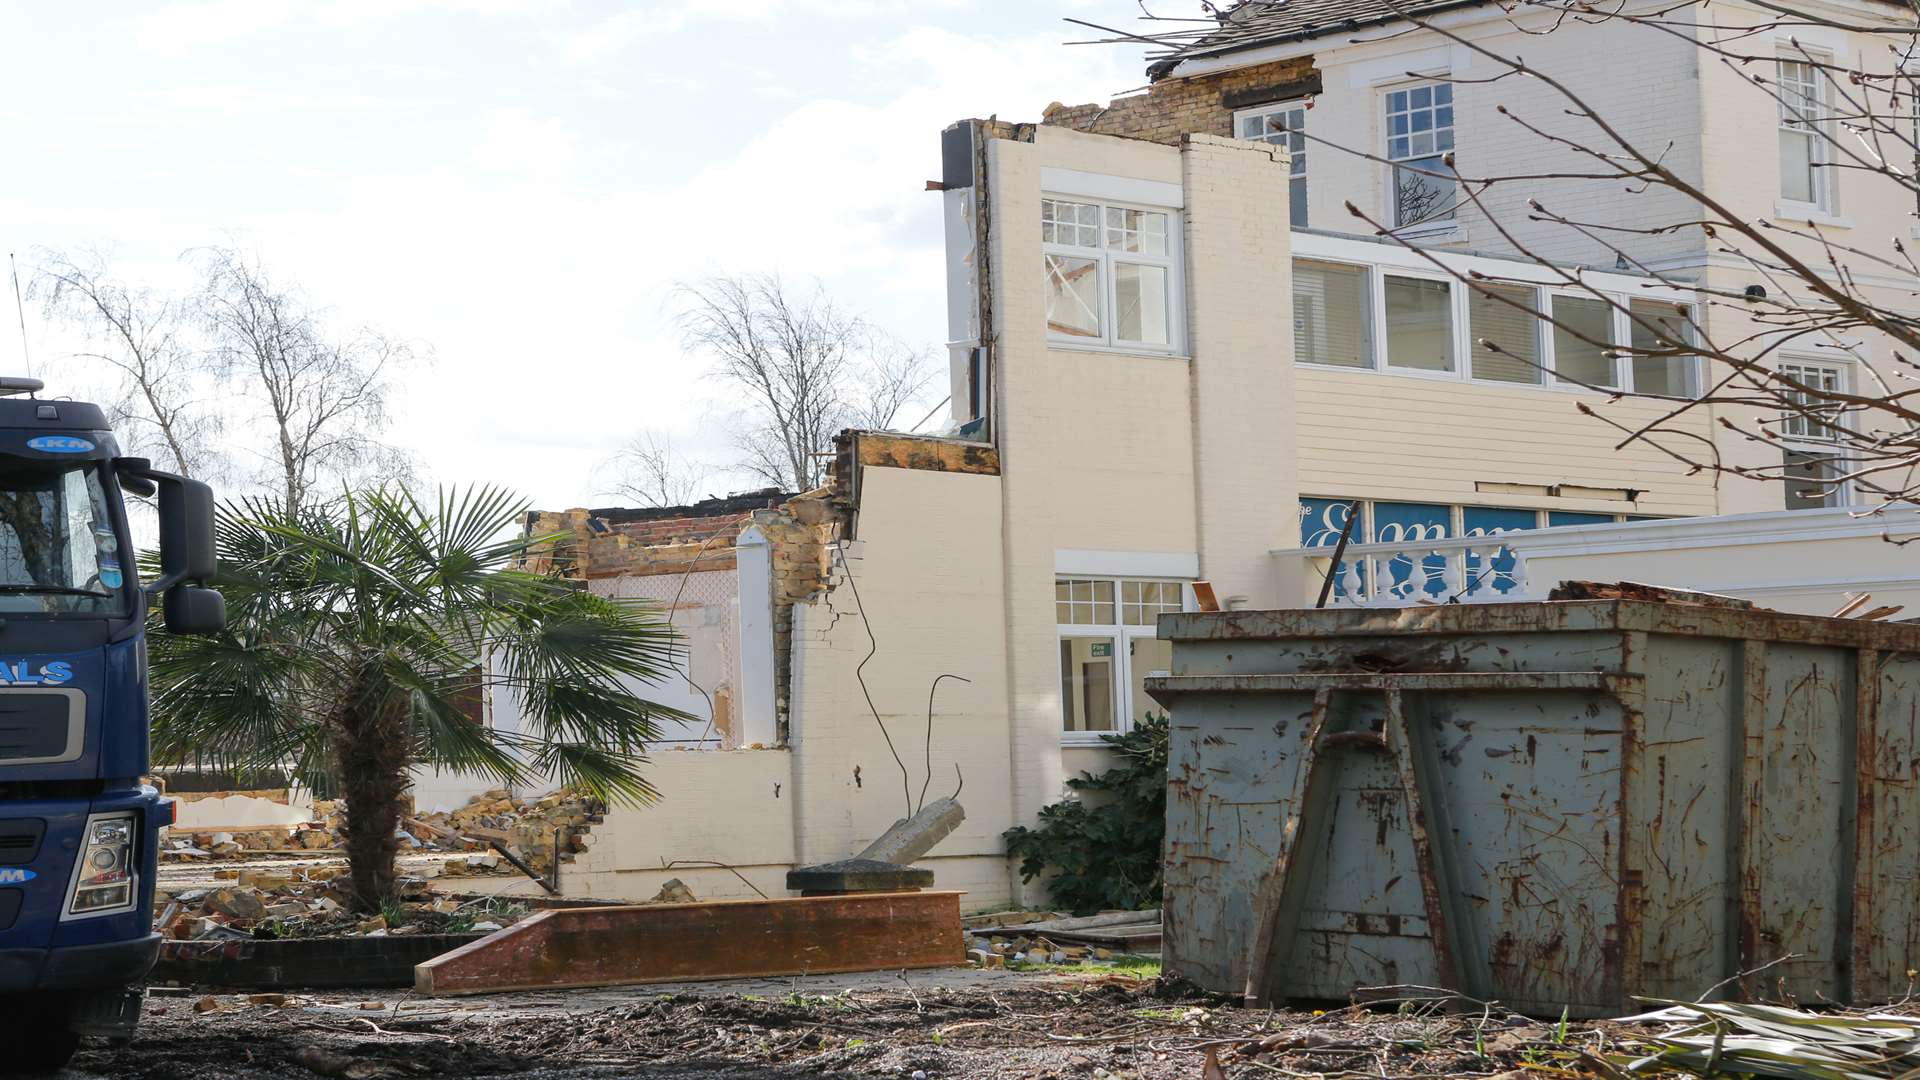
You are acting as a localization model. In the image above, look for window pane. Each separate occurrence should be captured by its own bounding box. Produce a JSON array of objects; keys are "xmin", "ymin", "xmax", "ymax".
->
[
  {"xmin": 1293, "ymin": 260, "xmax": 1370, "ymax": 367},
  {"xmin": 1781, "ymin": 362, "xmax": 1844, "ymax": 440},
  {"xmin": 1290, "ymin": 176, "xmax": 1307, "ymax": 229},
  {"xmin": 1547, "ymin": 511, "xmax": 1614, "ymax": 527},
  {"xmin": 1045, "ymin": 254, "xmax": 1102, "ymax": 339},
  {"xmin": 1780, "ymin": 129, "xmax": 1815, "ymax": 203},
  {"xmin": 1373, "ymin": 501, "xmax": 1451, "ymax": 600},
  {"xmin": 1469, "ymin": 283, "xmax": 1540, "ymax": 383},
  {"xmin": 1106, "ymin": 208, "xmax": 1168, "ymax": 255},
  {"xmin": 1300, "ymin": 497, "xmax": 1360, "ymax": 546},
  {"xmin": 1784, "ymin": 449, "xmax": 1842, "ymax": 508},
  {"xmin": 1114, "ymin": 262, "xmax": 1170, "ymax": 345},
  {"xmin": 1041, "ymin": 198, "xmax": 1100, "ymax": 247},
  {"xmin": 1394, "ymin": 158, "xmax": 1456, "ymax": 226},
  {"xmin": 1629, "ymin": 300, "xmax": 1695, "ymax": 396},
  {"xmin": 1129, "ymin": 636, "xmax": 1173, "ymax": 729},
  {"xmin": 1385, "ymin": 275, "xmax": 1453, "ymax": 371},
  {"xmin": 1462, "ymin": 506, "xmax": 1536, "ymax": 597},
  {"xmin": 1552, "ymin": 296, "xmax": 1616, "ymax": 387},
  {"xmin": 1060, "ymin": 635, "xmax": 1118, "ymax": 732}
]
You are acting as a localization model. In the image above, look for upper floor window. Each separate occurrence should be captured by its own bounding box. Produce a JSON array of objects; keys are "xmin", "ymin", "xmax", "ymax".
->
[
  {"xmin": 1236, "ymin": 101, "xmax": 1309, "ymax": 228},
  {"xmin": 1042, "ymin": 196, "xmax": 1180, "ymax": 352},
  {"xmin": 1385, "ymin": 81, "xmax": 1456, "ymax": 229},
  {"xmin": 1290, "ymin": 255, "xmax": 1700, "ymax": 397},
  {"xmin": 1780, "ymin": 360, "xmax": 1845, "ymax": 440},
  {"xmin": 1778, "ymin": 57, "xmax": 1831, "ymax": 209}
]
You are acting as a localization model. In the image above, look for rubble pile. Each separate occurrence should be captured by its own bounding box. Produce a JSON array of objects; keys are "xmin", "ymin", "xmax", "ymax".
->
[
  {"xmin": 410, "ymin": 788, "xmax": 602, "ymax": 877},
  {"xmin": 962, "ymin": 930, "xmax": 1119, "ymax": 970},
  {"xmin": 154, "ymin": 864, "xmax": 529, "ymax": 942},
  {"xmin": 161, "ymin": 788, "xmax": 602, "ymax": 878}
]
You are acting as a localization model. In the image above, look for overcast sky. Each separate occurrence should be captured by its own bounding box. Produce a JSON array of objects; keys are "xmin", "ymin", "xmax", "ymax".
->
[{"xmin": 0, "ymin": 1, "xmax": 1150, "ymax": 508}]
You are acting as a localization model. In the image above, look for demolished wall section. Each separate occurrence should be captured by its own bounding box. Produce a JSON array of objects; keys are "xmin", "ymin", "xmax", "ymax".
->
[{"xmin": 1041, "ymin": 56, "xmax": 1321, "ymax": 145}]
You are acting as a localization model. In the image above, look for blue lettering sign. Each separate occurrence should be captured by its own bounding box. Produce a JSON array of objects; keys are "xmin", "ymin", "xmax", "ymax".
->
[
  {"xmin": 24, "ymin": 436, "xmax": 94, "ymax": 454},
  {"xmin": 0, "ymin": 869, "xmax": 37, "ymax": 884}
]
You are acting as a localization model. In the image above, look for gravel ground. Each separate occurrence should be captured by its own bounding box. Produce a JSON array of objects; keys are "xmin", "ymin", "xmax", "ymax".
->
[{"xmin": 59, "ymin": 968, "xmax": 1635, "ymax": 1080}]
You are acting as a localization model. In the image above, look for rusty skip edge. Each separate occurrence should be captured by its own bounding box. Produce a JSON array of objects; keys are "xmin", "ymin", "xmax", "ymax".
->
[{"xmin": 415, "ymin": 891, "xmax": 967, "ymax": 997}]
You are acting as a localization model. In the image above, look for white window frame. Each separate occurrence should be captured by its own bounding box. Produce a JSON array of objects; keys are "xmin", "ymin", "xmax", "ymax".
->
[
  {"xmin": 1287, "ymin": 241, "xmax": 1700, "ymax": 399},
  {"xmin": 1055, "ymin": 577, "xmax": 1192, "ymax": 747},
  {"xmin": 1382, "ymin": 78, "xmax": 1458, "ymax": 233},
  {"xmin": 1776, "ymin": 54, "xmax": 1834, "ymax": 214},
  {"xmin": 1041, "ymin": 195, "xmax": 1185, "ymax": 355},
  {"xmin": 1778, "ymin": 357, "xmax": 1852, "ymax": 508},
  {"xmin": 1234, "ymin": 99, "xmax": 1310, "ymax": 229}
]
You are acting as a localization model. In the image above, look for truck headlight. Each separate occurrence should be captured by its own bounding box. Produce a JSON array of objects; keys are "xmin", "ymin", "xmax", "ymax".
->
[{"xmin": 65, "ymin": 812, "xmax": 136, "ymax": 918}]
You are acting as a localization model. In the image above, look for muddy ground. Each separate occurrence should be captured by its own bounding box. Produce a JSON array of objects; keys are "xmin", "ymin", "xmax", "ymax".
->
[{"xmin": 64, "ymin": 969, "xmax": 1633, "ymax": 1080}]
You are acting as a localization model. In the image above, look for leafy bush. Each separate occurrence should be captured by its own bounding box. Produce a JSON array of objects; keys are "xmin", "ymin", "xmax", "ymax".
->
[{"xmin": 1002, "ymin": 712, "xmax": 1169, "ymax": 914}]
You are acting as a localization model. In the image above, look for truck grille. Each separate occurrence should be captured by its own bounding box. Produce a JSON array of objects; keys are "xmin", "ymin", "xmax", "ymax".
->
[
  {"xmin": 0, "ymin": 690, "xmax": 82, "ymax": 764},
  {"xmin": 0, "ymin": 820, "xmax": 46, "ymax": 865}
]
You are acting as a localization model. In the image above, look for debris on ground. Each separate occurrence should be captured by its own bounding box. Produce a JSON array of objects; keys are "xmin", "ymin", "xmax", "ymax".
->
[
  {"xmin": 154, "ymin": 859, "xmax": 533, "ymax": 942},
  {"xmin": 160, "ymin": 787, "xmax": 602, "ymax": 891}
]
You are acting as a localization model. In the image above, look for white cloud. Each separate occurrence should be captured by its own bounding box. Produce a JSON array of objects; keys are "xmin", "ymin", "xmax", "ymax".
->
[
  {"xmin": 471, "ymin": 108, "xmax": 579, "ymax": 180},
  {"xmin": 562, "ymin": 0, "xmax": 975, "ymax": 63},
  {"xmin": 140, "ymin": 85, "xmax": 389, "ymax": 115}
]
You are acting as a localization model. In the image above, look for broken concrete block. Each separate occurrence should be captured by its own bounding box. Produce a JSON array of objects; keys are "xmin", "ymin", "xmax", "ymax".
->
[
  {"xmin": 204, "ymin": 888, "xmax": 267, "ymax": 922},
  {"xmin": 237, "ymin": 870, "xmax": 291, "ymax": 891},
  {"xmin": 856, "ymin": 798, "xmax": 965, "ymax": 866},
  {"xmin": 646, "ymin": 878, "xmax": 696, "ymax": 904},
  {"xmin": 784, "ymin": 858, "xmax": 933, "ymax": 894}
]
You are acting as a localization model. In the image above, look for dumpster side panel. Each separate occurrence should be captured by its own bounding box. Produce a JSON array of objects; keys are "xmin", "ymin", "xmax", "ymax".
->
[
  {"xmin": 1634, "ymin": 634, "xmax": 1739, "ymax": 1000},
  {"xmin": 1163, "ymin": 691, "xmax": 1309, "ymax": 991},
  {"xmin": 1188, "ymin": 633, "xmax": 1627, "ymax": 679},
  {"xmin": 1745, "ymin": 643, "xmax": 1854, "ymax": 1003},
  {"xmin": 1423, "ymin": 689, "xmax": 1623, "ymax": 1012},
  {"xmin": 1861, "ymin": 654, "xmax": 1920, "ymax": 999}
]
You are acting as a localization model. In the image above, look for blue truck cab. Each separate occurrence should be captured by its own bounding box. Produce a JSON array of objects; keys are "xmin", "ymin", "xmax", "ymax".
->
[{"xmin": 0, "ymin": 378, "xmax": 221, "ymax": 1070}]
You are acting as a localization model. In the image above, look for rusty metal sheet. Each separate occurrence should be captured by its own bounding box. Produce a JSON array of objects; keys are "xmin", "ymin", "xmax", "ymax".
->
[{"xmin": 415, "ymin": 891, "xmax": 964, "ymax": 996}]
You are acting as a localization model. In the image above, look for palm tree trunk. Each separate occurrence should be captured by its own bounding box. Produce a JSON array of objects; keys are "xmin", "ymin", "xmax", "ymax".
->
[{"xmin": 335, "ymin": 667, "xmax": 410, "ymax": 913}]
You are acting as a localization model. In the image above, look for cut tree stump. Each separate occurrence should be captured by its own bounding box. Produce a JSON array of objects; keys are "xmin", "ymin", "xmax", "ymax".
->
[{"xmin": 415, "ymin": 890, "xmax": 964, "ymax": 996}]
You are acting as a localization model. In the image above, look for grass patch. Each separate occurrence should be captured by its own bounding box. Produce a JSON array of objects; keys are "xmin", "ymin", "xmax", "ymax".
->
[{"xmin": 1016, "ymin": 954, "xmax": 1162, "ymax": 979}]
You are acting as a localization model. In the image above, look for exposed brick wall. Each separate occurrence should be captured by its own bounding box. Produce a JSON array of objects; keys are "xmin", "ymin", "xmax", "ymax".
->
[
  {"xmin": 522, "ymin": 494, "xmax": 791, "ymax": 579},
  {"xmin": 1042, "ymin": 56, "xmax": 1321, "ymax": 145}
]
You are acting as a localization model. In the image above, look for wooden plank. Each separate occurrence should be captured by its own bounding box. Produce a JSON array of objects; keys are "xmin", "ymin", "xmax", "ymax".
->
[{"xmin": 415, "ymin": 891, "xmax": 964, "ymax": 996}]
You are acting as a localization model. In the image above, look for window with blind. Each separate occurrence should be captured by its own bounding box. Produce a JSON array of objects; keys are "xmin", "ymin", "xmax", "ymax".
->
[
  {"xmin": 1468, "ymin": 283, "xmax": 1541, "ymax": 383},
  {"xmin": 1293, "ymin": 260, "xmax": 1371, "ymax": 367}
]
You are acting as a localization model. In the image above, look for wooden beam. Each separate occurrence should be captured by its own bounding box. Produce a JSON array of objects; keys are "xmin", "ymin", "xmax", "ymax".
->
[{"xmin": 415, "ymin": 891, "xmax": 964, "ymax": 996}]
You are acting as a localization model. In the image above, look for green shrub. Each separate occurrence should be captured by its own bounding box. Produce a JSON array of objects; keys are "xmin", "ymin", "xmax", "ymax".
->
[{"xmin": 1002, "ymin": 712, "xmax": 1168, "ymax": 914}]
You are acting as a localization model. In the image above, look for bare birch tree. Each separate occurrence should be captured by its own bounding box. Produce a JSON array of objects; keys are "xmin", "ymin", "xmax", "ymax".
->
[
  {"xmin": 1092, "ymin": 1, "xmax": 1920, "ymax": 514},
  {"xmin": 676, "ymin": 273, "xmax": 934, "ymax": 492},
  {"xmin": 33, "ymin": 250, "xmax": 219, "ymax": 478},
  {"xmin": 606, "ymin": 429, "xmax": 710, "ymax": 508},
  {"xmin": 195, "ymin": 247, "xmax": 414, "ymax": 511}
]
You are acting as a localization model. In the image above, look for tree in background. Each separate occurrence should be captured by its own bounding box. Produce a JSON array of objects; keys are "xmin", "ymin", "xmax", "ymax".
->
[
  {"xmin": 33, "ymin": 249, "xmax": 221, "ymax": 479},
  {"xmin": 196, "ymin": 246, "xmax": 416, "ymax": 512},
  {"xmin": 605, "ymin": 428, "xmax": 711, "ymax": 508},
  {"xmin": 676, "ymin": 273, "xmax": 935, "ymax": 493},
  {"xmin": 148, "ymin": 486, "xmax": 691, "ymax": 910}
]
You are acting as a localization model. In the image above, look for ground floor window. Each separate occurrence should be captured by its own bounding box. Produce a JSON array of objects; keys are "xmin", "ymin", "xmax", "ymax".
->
[{"xmin": 1056, "ymin": 577, "xmax": 1188, "ymax": 743}]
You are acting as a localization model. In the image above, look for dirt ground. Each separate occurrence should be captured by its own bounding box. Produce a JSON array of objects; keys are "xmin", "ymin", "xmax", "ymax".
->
[{"xmin": 63, "ymin": 967, "xmax": 1628, "ymax": 1080}]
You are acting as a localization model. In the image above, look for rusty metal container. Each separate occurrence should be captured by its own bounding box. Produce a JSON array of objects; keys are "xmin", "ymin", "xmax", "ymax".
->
[{"xmin": 1146, "ymin": 601, "xmax": 1920, "ymax": 1015}]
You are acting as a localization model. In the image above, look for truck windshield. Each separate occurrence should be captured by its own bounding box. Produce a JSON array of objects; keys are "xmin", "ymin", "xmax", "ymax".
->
[{"xmin": 0, "ymin": 457, "xmax": 130, "ymax": 617}]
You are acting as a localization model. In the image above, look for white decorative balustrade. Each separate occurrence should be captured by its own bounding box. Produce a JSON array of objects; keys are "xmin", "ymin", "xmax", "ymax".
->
[{"xmin": 1277, "ymin": 532, "xmax": 1542, "ymax": 607}]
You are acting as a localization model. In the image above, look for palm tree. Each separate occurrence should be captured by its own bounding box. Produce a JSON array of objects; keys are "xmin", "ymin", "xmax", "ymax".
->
[{"xmin": 149, "ymin": 486, "xmax": 692, "ymax": 910}]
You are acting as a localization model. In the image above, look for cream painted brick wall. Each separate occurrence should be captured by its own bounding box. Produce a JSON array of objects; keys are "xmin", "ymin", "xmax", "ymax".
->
[
  {"xmin": 1182, "ymin": 134, "xmax": 1298, "ymax": 606},
  {"xmin": 783, "ymin": 467, "xmax": 1016, "ymax": 910}
]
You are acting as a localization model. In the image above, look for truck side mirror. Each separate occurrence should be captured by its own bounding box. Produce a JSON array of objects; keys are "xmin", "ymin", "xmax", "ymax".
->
[
  {"xmin": 163, "ymin": 585, "xmax": 225, "ymax": 636},
  {"xmin": 154, "ymin": 475, "xmax": 218, "ymax": 586}
]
